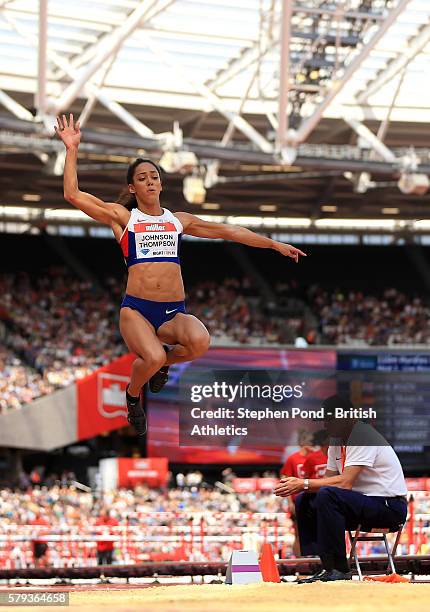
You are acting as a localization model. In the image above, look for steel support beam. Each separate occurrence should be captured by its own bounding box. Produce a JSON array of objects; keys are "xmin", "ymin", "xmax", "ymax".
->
[
  {"xmin": 3, "ymin": 125, "xmax": 430, "ymax": 174},
  {"xmin": 70, "ymin": 0, "xmax": 177, "ymax": 72},
  {"xmin": 293, "ymin": 6, "xmax": 385, "ymax": 20},
  {"xmin": 205, "ymin": 2, "xmax": 385, "ymax": 91},
  {"xmin": 206, "ymin": 0, "xmax": 278, "ymax": 93},
  {"xmin": 0, "ymin": 90, "xmax": 34, "ymax": 121},
  {"xmin": 206, "ymin": 63, "xmax": 260, "ymax": 187},
  {"xmin": 78, "ymin": 55, "xmax": 118, "ymax": 128},
  {"xmin": 217, "ymin": 170, "xmax": 340, "ymax": 184},
  {"xmin": 140, "ymin": 32, "xmax": 273, "ymax": 153},
  {"xmin": 206, "ymin": 36, "xmax": 278, "ymax": 91},
  {"xmin": 50, "ymin": 0, "xmax": 157, "ymax": 114},
  {"xmin": 357, "ymin": 21, "xmax": 430, "ymax": 102},
  {"xmin": 221, "ymin": 62, "xmax": 259, "ymax": 147},
  {"xmin": 294, "ymin": 0, "xmax": 413, "ymax": 144},
  {"xmin": 95, "ymin": 92, "xmax": 155, "ymax": 138},
  {"xmin": 4, "ymin": 14, "xmax": 156, "ymax": 140},
  {"xmin": 35, "ymin": 0, "xmax": 48, "ymax": 116},
  {"xmin": 376, "ymin": 68, "xmax": 406, "ymax": 143},
  {"xmin": 343, "ymin": 117, "xmax": 397, "ymax": 163},
  {"xmin": 277, "ymin": 0, "xmax": 293, "ymax": 150}
]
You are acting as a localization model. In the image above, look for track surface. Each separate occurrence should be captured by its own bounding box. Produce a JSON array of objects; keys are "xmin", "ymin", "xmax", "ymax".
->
[{"xmin": 3, "ymin": 582, "xmax": 430, "ymax": 612}]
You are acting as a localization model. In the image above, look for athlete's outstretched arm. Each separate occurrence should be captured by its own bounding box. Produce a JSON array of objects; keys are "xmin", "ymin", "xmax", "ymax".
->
[
  {"xmin": 176, "ymin": 211, "xmax": 306, "ymax": 262},
  {"xmin": 55, "ymin": 114, "xmax": 128, "ymax": 227}
]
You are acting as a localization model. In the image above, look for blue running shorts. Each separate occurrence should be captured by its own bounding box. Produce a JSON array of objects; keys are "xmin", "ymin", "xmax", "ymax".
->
[{"xmin": 121, "ymin": 294, "xmax": 186, "ymax": 330}]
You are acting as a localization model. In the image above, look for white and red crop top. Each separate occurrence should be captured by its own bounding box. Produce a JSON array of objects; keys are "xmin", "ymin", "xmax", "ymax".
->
[{"xmin": 119, "ymin": 207, "xmax": 183, "ymax": 267}]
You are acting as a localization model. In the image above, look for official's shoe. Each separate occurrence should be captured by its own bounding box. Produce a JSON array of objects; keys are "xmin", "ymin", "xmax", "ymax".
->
[
  {"xmin": 126, "ymin": 385, "xmax": 147, "ymax": 436},
  {"xmin": 296, "ymin": 570, "xmax": 328, "ymax": 584},
  {"xmin": 297, "ymin": 569, "xmax": 352, "ymax": 584}
]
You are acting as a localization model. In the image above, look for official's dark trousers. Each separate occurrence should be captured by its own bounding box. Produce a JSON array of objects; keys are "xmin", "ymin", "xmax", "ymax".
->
[{"xmin": 295, "ymin": 486, "xmax": 407, "ymax": 572}]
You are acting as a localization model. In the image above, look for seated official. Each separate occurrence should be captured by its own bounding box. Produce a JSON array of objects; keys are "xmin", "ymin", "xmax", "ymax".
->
[{"xmin": 274, "ymin": 395, "xmax": 408, "ymax": 583}]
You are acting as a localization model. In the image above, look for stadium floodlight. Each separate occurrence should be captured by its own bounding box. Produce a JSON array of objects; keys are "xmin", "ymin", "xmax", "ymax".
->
[
  {"xmin": 197, "ymin": 214, "xmax": 226, "ymax": 224},
  {"xmin": 279, "ymin": 145, "xmax": 298, "ymax": 165},
  {"xmin": 159, "ymin": 151, "xmax": 198, "ymax": 174},
  {"xmin": 344, "ymin": 171, "xmax": 376, "ymax": 194},
  {"xmin": 204, "ymin": 162, "xmax": 219, "ymax": 189},
  {"xmin": 398, "ymin": 173, "xmax": 430, "ymax": 195},
  {"xmin": 183, "ymin": 175, "xmax": 206, "ymax": 204},
  {"xmin": 0, "ymin": 206, "xmax": 31, "ymax": 218},
  {"xmin": 355, "ymin": 172, "xmax": 376, "ymax": 194},
  {"xmin": 315, "ymin": 218, "xmax": 397, "ymax": 231},
  {"xmin": 224, "ymin": 217, "xmax": 312, "ymax": 228},
  {"xmin": 259, "ymin": 204, "xmax": 278, "ymax": 212},
  {"xmin": 44, "ymin": 209, "xmax": 91, "ymax": 221},
  {"xmin": 413, "ymin": 220, "xmax": 430, "ymax": 230},
  {"xmin": 22, "ymin": 194, "xmax": 42, "ymax": 202}
]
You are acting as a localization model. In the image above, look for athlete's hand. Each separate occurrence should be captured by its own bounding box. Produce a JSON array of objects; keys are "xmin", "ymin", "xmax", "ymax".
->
[
  {"xmin": 273, "ymin": 242, "xmax": 307, "ymax": 262},
  {"xmin": 55, "ymin": 113, "xmax": 81, "ymax": 149},
  {"xmin": 274, "ymin": 477, "xmax": 304, "ymax": 497}
]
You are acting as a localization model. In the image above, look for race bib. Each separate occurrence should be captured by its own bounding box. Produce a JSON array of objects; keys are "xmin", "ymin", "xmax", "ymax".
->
[{"xmin": 133, "ymin": 221, "xmax": 179, "ymax": 259}]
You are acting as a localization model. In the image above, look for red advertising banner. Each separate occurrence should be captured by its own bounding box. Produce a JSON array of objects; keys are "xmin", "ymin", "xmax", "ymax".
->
[
  {"xmin": 76, "ymin": 353, "xmax": 135, "ymax": 440},
  {"xmin": 232, "ymin": 478, "xmax": 279, "ymax": 492},
  {"xmin": 406, "ymin": 477, "xmax": 430, "ymax": 491},
  {"xmin": 257, "ymin": 477, "xmax": 279, "ymax": 491},
  {"xmin": 232, "ymin": 477, "xmax": 430, "ymax": 494},
  {"xmin": 117, "ymin": 457, "xmax": 169, "ymax": 488},
  {"xmin": 232, "ymin": 478, "xmax": 259, "ymax": 493}
]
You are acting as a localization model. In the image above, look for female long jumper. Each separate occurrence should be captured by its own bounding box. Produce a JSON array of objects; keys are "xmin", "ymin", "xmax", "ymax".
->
[{"xmin": 56, "ymin": 114, "xmax": 306, "ymax": 436}]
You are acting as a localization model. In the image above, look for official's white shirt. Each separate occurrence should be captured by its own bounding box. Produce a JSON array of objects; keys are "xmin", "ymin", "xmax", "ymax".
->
[{"xmin": 327, "ymin": 422, "xmax": 407, "ymax": 497}]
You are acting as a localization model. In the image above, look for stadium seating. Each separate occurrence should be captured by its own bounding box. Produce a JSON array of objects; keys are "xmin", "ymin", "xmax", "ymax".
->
[
  {"xmin": 0, "ymin": 480, "xmax": 428, "ymax": 569},
  {"xmin": 2, "ymin": 238, "xmax": 430, "ymax": 410}
]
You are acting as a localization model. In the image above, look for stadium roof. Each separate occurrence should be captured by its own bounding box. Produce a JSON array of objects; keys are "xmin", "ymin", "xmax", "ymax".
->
[{"xmin": 0, "ymin": 0, "xmax": 430, "ymax": 226}]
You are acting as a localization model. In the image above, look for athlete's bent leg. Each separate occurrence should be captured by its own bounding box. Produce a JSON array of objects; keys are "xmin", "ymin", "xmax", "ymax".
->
[
  {"xmin": 120, "ymin": 307, "xmax": 166, "ymax": 395},
  {"xmin": 157, "ymin": 314, "xmax": 210, "ymax": 365},
  {"xmin": 146, "ymin": 314, "xmax": 210, "ymax": 394}
]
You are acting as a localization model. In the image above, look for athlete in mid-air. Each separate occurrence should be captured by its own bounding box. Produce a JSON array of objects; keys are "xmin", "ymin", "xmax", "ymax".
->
[{"xmin": 56, "ymin": 114, "xmax": 306, "ymax": 436}]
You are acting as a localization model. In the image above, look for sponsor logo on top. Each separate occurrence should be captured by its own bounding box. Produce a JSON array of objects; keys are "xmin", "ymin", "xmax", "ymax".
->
[{"xmin": 134, "ymin": 221, "xmax": 177, "ymax": 233}]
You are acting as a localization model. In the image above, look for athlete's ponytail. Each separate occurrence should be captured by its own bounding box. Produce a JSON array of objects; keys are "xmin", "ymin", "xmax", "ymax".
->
[{"xmin": 116, "ymin": 158, "xmax": 163, "ymax": 211}]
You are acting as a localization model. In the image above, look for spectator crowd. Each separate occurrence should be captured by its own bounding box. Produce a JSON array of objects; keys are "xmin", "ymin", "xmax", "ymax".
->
[
  {"xmin": 0, "ymin": 347, "xmax": 54, "ymax": 412},
  {"xmin": 309, "ymin": 286, "xmax": 430, "ymax": 346},
  {"xmin": 2, "ymin": 267, "xmax": 430, "ymax": 411},
  {"xmin": 0, "ymin": 473, "xmax": 428, "ymax": 568},
  {"xmin": 0, "ymin": 474, "xmax": 291, "ymax": 567},
  {"xmin": 0, "ymin": 270, "xmax": 124, "ymax": 411}
]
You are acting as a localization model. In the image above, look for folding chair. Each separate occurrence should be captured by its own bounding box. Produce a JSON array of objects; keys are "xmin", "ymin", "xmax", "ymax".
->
[{"xmin": 348, "ymin": 523, "xmax": 404, "ymax": 581}]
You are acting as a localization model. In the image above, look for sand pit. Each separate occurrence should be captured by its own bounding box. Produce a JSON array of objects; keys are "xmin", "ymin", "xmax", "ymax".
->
[{"xmin": 38, "ymin": 581, "xmax": 430, "ymax": 612}]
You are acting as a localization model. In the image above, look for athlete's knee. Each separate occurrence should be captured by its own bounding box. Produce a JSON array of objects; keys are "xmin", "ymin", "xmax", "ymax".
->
[
  {"xmin": 136, "ymin": 347, "xmax": 166, "ymax": 371},
  {"xmin": 187, "ymin": 328, "xmax": 210, "ymax": 357},
  {"xmin": 149, "ymin": 347, "xmax": 167, "ymax": 370}
]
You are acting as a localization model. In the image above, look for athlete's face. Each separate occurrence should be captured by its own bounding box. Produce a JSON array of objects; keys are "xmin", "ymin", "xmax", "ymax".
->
[{"xmin": 129, "ymin": 162, "xmax": 162, "ymax": 204}]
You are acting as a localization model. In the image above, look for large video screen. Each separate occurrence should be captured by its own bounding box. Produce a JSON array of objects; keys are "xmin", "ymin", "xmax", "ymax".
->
[
  {"xmin": 336, "ymin": 350, "xmax": 430, "ymax": 470},
  {"xmin": 147, "ymin": 348, "xmax": 336, "ymax": 464},
  {"xmin": 147, "ymin": 347, "xmax": 430, "ymax": 468}
]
